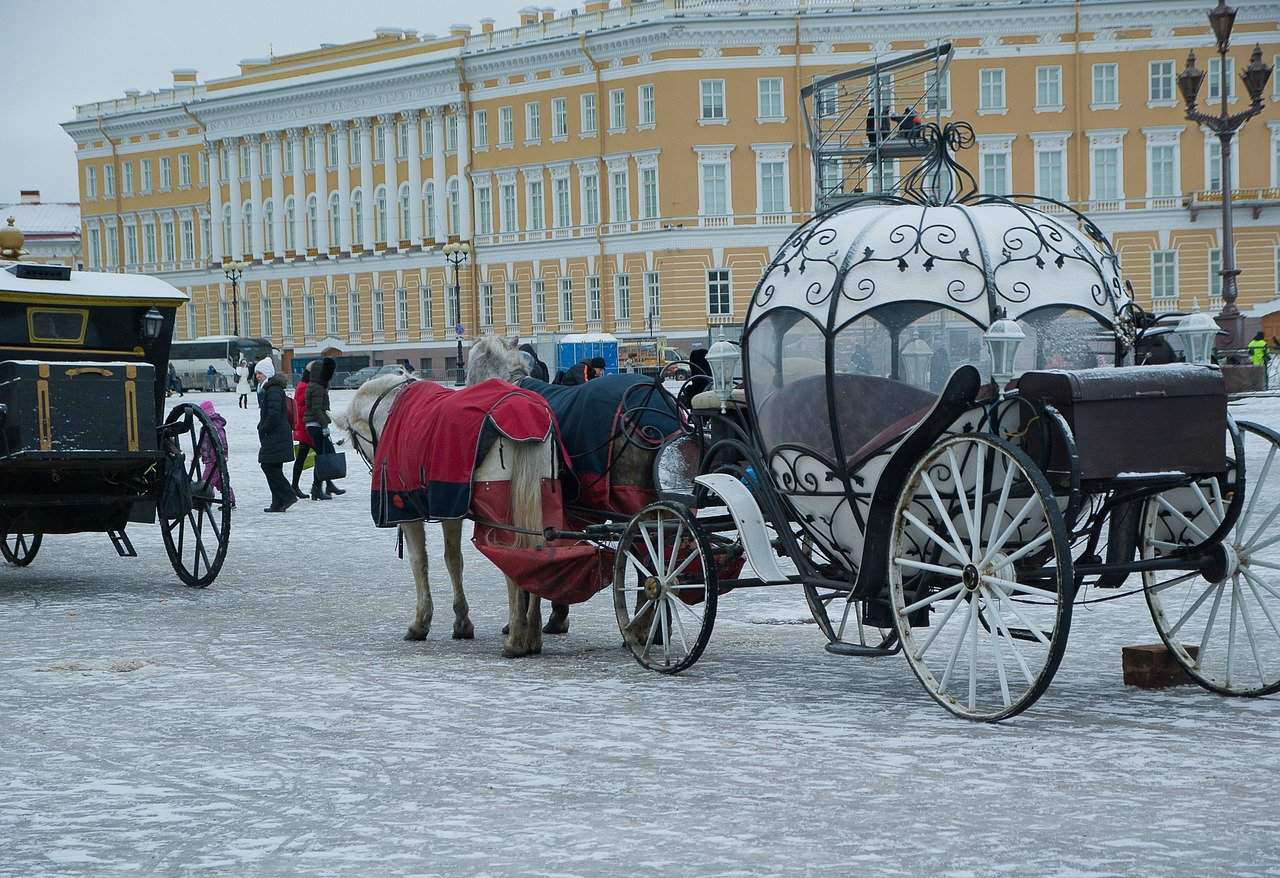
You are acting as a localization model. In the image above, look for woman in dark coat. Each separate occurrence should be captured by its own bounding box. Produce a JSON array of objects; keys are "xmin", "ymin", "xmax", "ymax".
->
[
  {"xmin": 302, "ymin": 357, "xmax": 345, "ymax": 500},
  {"xmin": 519, "ymin": 343, "xmax": 550, "ymax": 382},
  {"xmin": 289, "ymin": 365, "xmax": 313, "ymax": 499},
  {"xmin": 255, "ymin": 358, "xmax": 297, "ymax": 513}
]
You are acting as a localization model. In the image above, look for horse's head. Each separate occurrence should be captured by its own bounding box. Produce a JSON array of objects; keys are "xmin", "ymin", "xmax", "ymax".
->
[
  {"xmin": 336, "ymin": 372, "xmax": 413, "ymax": 467},
  {"xmin": 466, "ymin": 335, "xmax": 530, "ymax": 386}
]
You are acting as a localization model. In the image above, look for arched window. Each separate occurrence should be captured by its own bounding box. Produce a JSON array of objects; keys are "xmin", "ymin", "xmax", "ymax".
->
[
  {"xmin": 374, "ymin": 185, "xmax": 388, "ymax": 244},
  {"xmin": 221, "ymin": 204, "xmax": 232, "ymax": 255},
  {"xmin": 284, "ymin": 197, "xmax": 296, "ymax": 252},
  {"xmin": 241, "ymin": 202, "xmax": 252, "ymax": 258},
  {"xmin": 448, "ymin": 178, "xmax": 460, "ymax": 235},
  {"xmin": 424, "ymin": 182, "xmax": 436, "ymax": 239},
  {"xmin": 263, "ymin": 199, "xmax": 274, "ymax": 253},
  {"xmin": 328, "ymin": 193, "xmax": 340, "ymax": 245},
  {"xmin": 398, "ymin": 183, "xmax": 411, "ymax": 238},
  {"xmin": 307, "ymin": 195, "xmax": 318, "ymax": 248},
  {"xmin": 351, "ymin": 189, "xmax": 364, "ymax": 245}
]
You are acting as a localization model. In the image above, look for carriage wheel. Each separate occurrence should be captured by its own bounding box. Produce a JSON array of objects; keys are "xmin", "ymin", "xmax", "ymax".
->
[
  {"xmin": 888, "ymin": 433, "xmax": 1074, "ymax": 722},
  {"xmin": 801, "ymin": 532, "xmax": 895, "ymax": 651},
  {"xmin": 1, "ymin": 531, "xmax": 42, "ymax": 566},
  {"xmin": 1143, "ymin": 421, "xmax": 1280, "ymax": 697},
  {"xmin": 159, "ymin": 403, "xmax": 233, "ymax": 588},
  {"xmin": 613, "ymin": 501, "xmax": 717, "ymax": 674}
]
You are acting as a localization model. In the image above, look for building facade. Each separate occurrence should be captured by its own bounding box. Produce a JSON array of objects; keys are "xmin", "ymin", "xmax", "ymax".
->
[
  {"xmin": 63, "ymin": 0, "xmax": 1280, "ymax": 374},
  {"xmin": 1, "ymin": 191, "xmax": 80, "ymax": 267}
]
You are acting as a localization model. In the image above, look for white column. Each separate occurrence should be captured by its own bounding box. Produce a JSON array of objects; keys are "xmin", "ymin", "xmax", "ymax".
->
[
  {"xmin": 431, "ymin": 108, "xmax": 446, "ymax": 244},
  {"xmin": 379, "ymin": 114, "xmax": 400, "ymax": 249},
  {"xmin": 334, "ymin": 121, "xmax": 351, "ymax": 253},
  {"xmin": 268, "ymin": 132, "xmax": 286, "ymax": 259},
  {"xmin": 309, "ymin": 124, "xmax": 330, "ymax": 257},
  {"xmin": 247, "ymin": 134, "xmax": 264, "ymax": 261},
  {"xmin": 227, "ymin": 137, "xmax": 244, "ymax": 261},
  {"xmin": 206, "ymin": 142, "xmax": 223, "ymax": 265},
  {"xmin": 357, "ymin": 118, "xmax": 375, "ymax": 251},
  {"xmin": 455, "ymin": 102, "xmax": 472, "ymax": 240},
  {"xmin": 404, "ymin": 110, "xmax": 423, "ymax": 247},
  {"xmin": 289, "ymin": 128, "xmax": 306, "ymax": 257}
]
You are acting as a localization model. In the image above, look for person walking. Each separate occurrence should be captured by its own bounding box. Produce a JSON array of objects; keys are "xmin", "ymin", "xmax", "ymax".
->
[
  {"xmin": 289, "ymin": 364, "xmax": 313, "ymax": 499},
  {"xmin": 235, "ymin": 358, "xmax": 251, "ymax": 410},
  {"xmin": 167, "ymin": 362, "xmax": 185, "ymax": 397},
  {"xmin": 255, "ymin": 357, "xmax": 297, "ymax": 513},
  {"xmin": 205, "ymin": 364, "xmax": 218, "ymax": 393},
  {"xmin": 303, "ymin": 357, "xmax": 345, "ymax": 500}
]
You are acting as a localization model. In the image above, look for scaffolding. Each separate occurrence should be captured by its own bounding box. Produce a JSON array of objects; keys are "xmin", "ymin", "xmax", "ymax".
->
[{"xmin": 802, "ymin": 44, "xmax": 954, "ymax": 211}]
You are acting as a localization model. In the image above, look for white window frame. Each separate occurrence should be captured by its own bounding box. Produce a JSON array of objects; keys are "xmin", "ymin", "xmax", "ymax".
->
[
  {"xmin": 419, "ymin": 284, "xmax": 434, "ymax": 330},
  {"xmin": 506, "ymin": 280, "xmax": 519, "ymax": 326},
  {"xmin": 581, "ymin": 93, "xmax": 598, "ymax": 136},
  {"xmin": 1035, "ymin": 66, "xmax": 1063, "ymax": 112},
  {"xmin": 1149, "ymin": 60, "xmax": 1177, "ymax": 107},
  {"xmin": 497, "ymin": 106, "xmax": 512, "ymax": 147},
  {"xmin": 533, "ymin": 278, "xmax": 546, "ymax": 326},
  {"xmin": 614, "ymin": 272, "xmax": 631, "ymax": 321},
  {"xmin": 1031, "ymin": 132, "xmax": 1070, "ymax": 203},
  {"xmin": 552, "ymin": 97, "xmax": 568, "ymax": 140},
  {"xmin": 1207, "ymin": 57, "xmax": 1236, "ymax": 102},
  {"xmin": 1143, "ymin": 126, "xmax": 1182, "ymax": 207},
  {"xmin": 925, "ymin": 68, "xmax": 951, "ymax": 114},
  {"xmin": 978, "ymin": 68, "xmax": 1006, "ymax": 114},
  {"xmin": 707, "ymin": 268, "xmax": 732, "ymax": 318},
  {"xmin": 179, "ymin": 153, "xmax": 191, "ymax": 188},
  {"xmin": 84, "ymin": 165, "xmax": 96, "ymax": 199},
  {"xmin": 480, "ymin": 283, "xmax": 494, "ymax": 328},
  {"xmin": 644, "ymin": 271, "xmax": 661, "ymax": 321},
  {"xmin": 699, "ymin": 79, "xmax": 726, "ymax": 124},
  {"xmin": 526, "ymin": 174, "xmax": 545, "ymax": 232},
  {"xmin": 372, "ymin": 286, "xmax": 385, "ymax": 334},
  {"xmin": 695, "ymin": 145, "xmax": 734, "ymax": 222},
  {"xmin": 753, "ymin": 144, "xmax": 792, "ymax": 218},
  {"xmin": 1091, "ymin": 63, "xmax": 1119, "ymax": 110},
  {"xmin": 525, "ymin": 102, "xmax": 542, "ymax": 144},
  {"xmin": 1151, "ymin": 249, "xmax": 1178, "ymax": 303},
  {"xmin": 977, "ymin": 135, "xmax": 1014, "ymax": 197},
  {"xmin": 608, "ymin": 89, "xmax": 625, "ymax": 133},
  {"xmin": 558, "ymin": 276, "xmax": 573, "ymax": 324},
  {"xmin": 757, "ymin": 77, "xmax": 785, "ymax": 122},
  {"xmin": 159, "ymin": 156, "xmax": 172, "ymax": 191},
  {"xmin": 587, "ymin": 275, "xmax": 602, "ymax": 322},
  {"xmin": 474, "ymin": 109, "xmax": 489, "ymax": 149},
  {"xmin": 1087, "ymin": 129, "xmax": 1127, "ymax": 206},
  {"xmin": 638, "ymin": 84, "xmax": 656, "ymax": 129}
]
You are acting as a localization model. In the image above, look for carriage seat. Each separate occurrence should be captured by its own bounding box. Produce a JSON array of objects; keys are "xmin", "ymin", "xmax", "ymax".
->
[{"xmin": 690, "ymin": 387, "xmax": 747, "ymax": 412}]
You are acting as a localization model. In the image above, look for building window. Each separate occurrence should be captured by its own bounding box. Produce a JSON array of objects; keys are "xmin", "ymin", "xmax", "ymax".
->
[
  {"xmin": 263, "ymin": 200, "xmax": 275, "ymax": 253},
  {"xmin": 327, "ymin": 132, "xmax": 339, "ymax": 168},
  {"xmin": 1149, "ymin": 143, "xmax": 1178, "ymax": 199},
  {"xmin": 1036, "ymin": 147, "xmax": 1066, "ymax": 201},
  {"xmin": 500, "ymin": 182, "xmax": 517, "ymax": 233},
  {"xmin": 159, "ymin": 157, "xmax": 172, "ymax": 190},
  {"xmin": 283, "ymin": 140, "xmax": 294, "ymax": 174},
  {"xmin": 497, "ymin": 106, "xmax": 513, "ymax": 146},
  {"xmin": 103, "ymin": 164, "xmax": 115, "ymax": 196},
  {"xmin": 260, "ymin": 294, "xmax": 272, "ymax": 338},
  {"xmin": 374, "ymin": 125, "xmax": 386, "ymax": 161},
  {"xmin": 446, "ymin": 115, "xmax": 458, "ymax": 153},
  {"xmin": 581, "ymin": 93, "xmax": 597, "ymax": 135},
  {"xmin": 1151, "ymin": 250, "xmax": 1177, "ymax": 302},
  {"xmin": 1149, "ymin": 61, "xmax": 1175, "ymax": 104},
  {"xmin": 398, "ymin": 184, "xmax": 410, "ymax": 239},
  {"xmin": 372, "ymin": 287, "xmax": 385, "ymax": 333},
  {"xmin": 1092, "ymin": 146, "xmax": 1121, "ymax": 201},
  {"xmin": 614, "ymin": 273, "xmax": 630, "ymax": 320},
  {"xmin": 700, "ymin": 79, "xmax": 726, "ymax": 121},
  {"xmin": 240, "ymin": 143, "xmax": 251, "ymax": 176},
  {"xmin": 610, "ymin": 169, "xmax": 629, "ymax": 223},
  {"xmin": 179, "ymin": 154, "xmax": 191, "ymax": 187},
  {"xmin": 261, "ymin": 141, "xmax": 273, "ymax": 175},
  {"xmin": 105, "ymin": 224, "xmax": 118, "ymax": 265},
  {"xmin": 506, "ymin": 281, "xmax": 519, "ymax": 325},
  {"xmin": 448, "ymin": 179, "xmax": 460, "ymax": 236},
  {"xmin": 421, "ymin": 117, "xmax": 432, "ymax": 156},
  {"xmin": 84, "ymin": 166, "xmax": 96, "ymax": 198},
  {"xmin": 328, "ymin": 194, "xmax": 340, "ymax": 245},
  {"xmin": 925, "ymin": 69, "xmax": 950, "ymax": 113},
  {"xmin": 303, "ymin": 292, "xmax": 316, "ymax": 336},
  {"xmin": 533, "ymin": 279, "xmax": 546, "ymax": 325},
  {"xmin": 88, "ymin": 227, "xmax": 101, "ymax": 267},
  {"xmin": 348, "ymin": 291, "xmax": 362, "ymax": 334},
  {"xmin": 326, "ymin": 291, "xmax": 338, "ymax": 334},
  {"xmin": 351, "ymin": 190, "xmax": 365, "ymax": 242},
  {"xmin": 419, "ymin": 285, "xmax": 433, "ymax": 330},
  {"xmin": 480, "ymin": 283, "xmax": 494, "ymax": 328},
  {"xmin": 391, "ymin": 287, "xmax": 406, "ymax": 333},
  {"xmin": 222, "ymin": 205, "xmax": 232, "ymax": 255},
  {"xmin": 639, "ymin": 84, "xmax": 656, "ymax": 127},
  {"xmin": 282, "ymin": 293, "xmax": 294, "ymax": 338},
  {"xmin": 476, "ymin": 185, "xmax": 492, "ymax": 237},
  {"xmin": 306, "ymin": 195, "xmax": 318, "ymax": 248},
  {"xmin": 474, "ymin": 109, "xmax": 489, "ymax": 149},
  {"xmin": 397, "ymin": 121, "xmax": 409, "ymax": 159},
  {"xmin": 981, "ymin": 149, "xmax": 1010, "ymax": 196},
  {"xmin": 640, "ymin": 167, "xmax": 659, "ymax": 220},
  {"xmin": 609, "ymin": 89, "xmax": 625, "ymax": 131},
  {"xmin": 285, "ymin": 197, "xmax": 296, "ymax": 251},
  {"xmin": 526, "ymin": 102, "xmax": 542, "ymax": 142},
  {"xmin": 583, "ymin": 173, "xmax": 600, "ymax": 226},
  {"xmin": 701, "ymin": 161, "xmax": 729, "ymax": 216},
  {"xmin": 239, "ymin": 292, "xmax": 251, "ymax": 336},
  {"xmin": 1209, "ymin": 248, "xmax": 1223, "ymax": 303},
  {"xmin": 140, "ymin": 159, "xmax": 152, "ymax": 193},
  {"xmin": 758, "ymin": 77, "xmax": 783, "ymax": 120},
  {"xmin": 162, "ymin": 220, "xmax": 175, "ymax": 262},
  {"xmin": 446, "ymin": 283, "xmax": 459, "ymax": 332},
  {"xmin": 1092, "ymin": 63, "xmax": 1119, "ymax": 107},
  {"xmin": 554, "ymin": 177, "xmax": 572, "ymax": 228},
  {"xmin": 122, "ymin": 161, "xmax": 134, "ymax": 196},
  {"xmin": 587, "ymin": 275, "xmax": 602, "ymax": 322},
  {"xmin": 979, "ymin": 69, "xmax": 1005, "ymax": 111},
  {"xmin": 552, "ymin": 97, "xmax": 568, "ymax": 138},
  {"xmin": 1035, "ymin": 66, "xmax": 1062, "ymax": 110},
  {"xmin": 424, "ymin": 182, "xmax": 436, "ymax": 239},
  {"xmin": 707, "ymin": 269, "xmax": 731, "ymax": 317},
  {"xmin": 349, "ymin": 128, "xmax": 361, "ymax": 164},
  {"xmin": 143, "ymin": 222, "xmax": 156, "ymax": 264},
  {"xmin": 1207, "ymin": 57, "xmax": 1235, "ymax": 102},
  {"xmin": 527, "ymin": 178, "xmax": 545, "ymax": 231},
  {"xmin": 181, "ymin": 219, "xmax": 194, "ymax": 260},
  {"xmin": 759, "ymin": 160, "xmax": 786, "ymax": 214},
  {"xmin": 185, "ymin": 300, "xmax": 196, "ymax": 339},
  {"xmin": 644, "ymin": 271, "xmax": 660, "ymax": 320},
  {"xmin": 197, "ymin": 151, "xmax": 207, "ymax": 184},
  {"xmin": 375, "ymin": 187, "xmax": 388, "ymax": 243},
  {"xmin": 559, "ymin": 277, "xmax": 574, "ymax": 323}
]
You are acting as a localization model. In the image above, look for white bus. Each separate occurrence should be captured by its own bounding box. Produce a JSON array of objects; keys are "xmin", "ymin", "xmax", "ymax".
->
[{"xmin": 169, "ymin": 335, "xmax": 273, "ymax": 390}]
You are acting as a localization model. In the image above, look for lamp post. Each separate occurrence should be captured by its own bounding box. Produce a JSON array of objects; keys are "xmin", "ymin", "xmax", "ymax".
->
[
  {"xmin": 983, "ymin": 313, "xmax": 1026, "ymax": 389},
  {"xmin": 1178, "ymin": 1, "xmax": 1273, "ymax": 345},
  {"xmin": 222, "ymin": 260, "xmax": 249, "ymax": 336},
  {"xmin": 442, "ymin": 241, "xmax": 471, "ymax": 386}
]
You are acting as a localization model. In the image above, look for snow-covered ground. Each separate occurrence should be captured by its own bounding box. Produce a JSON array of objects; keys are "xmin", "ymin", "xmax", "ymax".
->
[{"xmin": 3, "ymin": 389, "xmax": 1280, "ymax": 877}]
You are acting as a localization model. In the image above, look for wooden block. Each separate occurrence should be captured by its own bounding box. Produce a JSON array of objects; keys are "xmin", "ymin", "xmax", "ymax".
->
[{"xmin": 1121, "ymin": 643, "xmax": 1200, "ymax": 689}]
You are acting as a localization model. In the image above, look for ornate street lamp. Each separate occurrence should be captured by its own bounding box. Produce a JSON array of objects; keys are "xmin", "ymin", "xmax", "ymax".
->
[
  {"xmin": 442, "ymin": 241, "xmax": 472, "ymax": 386},
  {"xmin": 900, "ymin": 333, "xmax": 934, "ymax": 388},
  {"xmin": 1173, "ymin": 310, "xmax": 1223, "ymax": 365},
  {"xmin": 705, "ymin": 328, "xmax": 740, "ymax": 414},
  {"xmin": 1179, "ymin": 1, "xmax": 1273, "ymax": 344},
  {"xmin": 222, "ymin": 260, "xmax": 249, "ymax": 336},
  {"xmin": 984, "ymin": 314, "xmax": 1026, "ymax": 388}
]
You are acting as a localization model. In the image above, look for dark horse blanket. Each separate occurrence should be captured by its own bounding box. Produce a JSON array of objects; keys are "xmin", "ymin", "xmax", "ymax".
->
[
  {"xmin": 520, "ymin": 374, "xmax": 680, "ymax": 515},
  {"xmin": 371, "ymin": 379, "xmax": 560, "ymax": 526}
]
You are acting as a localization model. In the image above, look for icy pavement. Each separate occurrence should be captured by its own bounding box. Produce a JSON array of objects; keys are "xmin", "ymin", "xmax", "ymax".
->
[{"xmin": 3, "ymin": 389, "xmax": 1280, "ymax": 877}]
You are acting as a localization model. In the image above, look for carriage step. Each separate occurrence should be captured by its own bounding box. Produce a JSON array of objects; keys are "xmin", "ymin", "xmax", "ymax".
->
[
  {"xmin": 825, "ymin": 641, "xmax": 896, "ymax": 658},
  {"xmin": 107, "ymin": 529, "xmax": 137, "ymax": 558}
]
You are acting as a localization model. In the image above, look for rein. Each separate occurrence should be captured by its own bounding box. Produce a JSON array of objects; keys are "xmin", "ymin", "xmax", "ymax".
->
[{"xmin": 352, "ymin": 376, "xmax": 416, "ymax": 472}]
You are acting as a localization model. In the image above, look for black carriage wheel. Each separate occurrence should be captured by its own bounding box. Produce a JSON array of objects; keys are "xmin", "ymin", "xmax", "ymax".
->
[
  {"xmin": 1, "ymin": 531, "xmax": 42, "ymax": 567},
  {"xmin": 801, "ymin": 533, "xmax": 897, "ymax": 651},
  {"xmin": 613, "ymin": 501, "xmax": 718, "ymax": 674},
  {"xmin": 159, "ymin": 403, "xmax": 233, "ymax": 588}
]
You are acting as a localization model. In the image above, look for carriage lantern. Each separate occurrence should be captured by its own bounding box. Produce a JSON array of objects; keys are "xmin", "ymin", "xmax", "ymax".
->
[
  {"xmin": 706, "ymin": 329, "xmax": 740, "ymax": 414},
  {"xmin": 983, "ymin": 314, "xmax": 1026, "ymax": 386},
  {"xmin": 140, "ymin": 307, "xmax": 165, "ymax": 341},
  {"xmin": 900, "ymin": 333, "xmax": 933, "ymax": 387},
  {"xmin": 1174, "ymin": 310, "xmax": 1222, "ymax": 365}
]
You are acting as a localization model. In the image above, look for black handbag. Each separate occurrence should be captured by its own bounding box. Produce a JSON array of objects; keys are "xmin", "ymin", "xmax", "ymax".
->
[{"xmin": 314, "ymin": 450, "xmax": 347, "ymax": 481}]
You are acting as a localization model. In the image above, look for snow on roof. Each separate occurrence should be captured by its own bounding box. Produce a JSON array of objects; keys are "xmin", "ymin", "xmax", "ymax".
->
[
  {"xmin": 0, "ymin": 202, "xmax": 80, "ymax": 237},
  {"xmin": 1244, "ymin": 299, "xmax": 1280, "ymax": 319},
  {"xmin": 559, "ymin": 333, "xmax": 619, "ymax": 343},
  {"xmin": 0, "ymin": 263, "xmax": 186, "ymax": 302}
]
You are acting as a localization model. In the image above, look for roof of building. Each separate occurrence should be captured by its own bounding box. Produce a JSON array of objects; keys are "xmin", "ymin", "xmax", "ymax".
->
[{"xmin": 0, "ymin": 202, "xmax": 80, "ymax": 237}]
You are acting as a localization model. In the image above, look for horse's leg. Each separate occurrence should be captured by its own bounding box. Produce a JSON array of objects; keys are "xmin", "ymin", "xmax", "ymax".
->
[
  {"xmin": 441, "ymin": 518, "xmax": 473, "ymax": 639},
  {"xmin": 502, "ymin": 577, "xmax": 530, "ymax": 658},
  {"xmin": 526, "ymin": 592, "xmax": 543, "ymax": 655},
  {"xmin": 402, "ymin": 521, "xmax": 433, "ymax": 641},
  {"xmin": 543, "ymin": 602, "xmax": 570, "ymax": 635}
]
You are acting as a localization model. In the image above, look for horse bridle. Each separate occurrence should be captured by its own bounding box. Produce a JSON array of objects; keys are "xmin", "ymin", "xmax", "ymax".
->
[{"xmin": 350, "ymin": 375, "xmax": 416, "ymax": 472}]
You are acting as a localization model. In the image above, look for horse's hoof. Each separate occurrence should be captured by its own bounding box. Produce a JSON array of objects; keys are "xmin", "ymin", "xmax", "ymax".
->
[
  {"xmin": 501, "ymin": 645, "xmax": 528, "ymax": 659},
  {"xmin": 404, "ymin": 627, "xmax": 427, "ymax": 641},
  {"xmin": 543, "ymin": 619, "xmax": 569, "ymax": 635},
  {"xmin": 452, "ymin": 620, "xmax": 475, "ymax": 640}
]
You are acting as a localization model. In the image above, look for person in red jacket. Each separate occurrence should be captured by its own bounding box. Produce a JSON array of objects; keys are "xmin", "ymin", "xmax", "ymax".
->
[{"xmin": 288, "ymin": 365, "xmax": 313, "ymax": 499}]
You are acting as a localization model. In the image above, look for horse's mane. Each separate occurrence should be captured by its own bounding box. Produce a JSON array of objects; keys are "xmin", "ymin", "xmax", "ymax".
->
[{"xmin": 467, "ymin": 335, "xmax": 529, "ymax": 385}]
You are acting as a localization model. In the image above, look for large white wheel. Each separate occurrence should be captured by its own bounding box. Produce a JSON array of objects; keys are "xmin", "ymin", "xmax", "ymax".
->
[
  {"xmin": 1143, "ymin": 421, "xmax": 1280, "ymax": 696},
  {"xmin": 613, "ymin": 501, "xmax": 717, "ymax": 674},
  {"xmin": 888, "ymin": 433, "xmax": 1074, "ymax": 722}
]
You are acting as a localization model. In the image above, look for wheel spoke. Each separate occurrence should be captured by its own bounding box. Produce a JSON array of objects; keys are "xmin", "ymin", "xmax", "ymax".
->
[
  {"xmin": 902, "ymin": 509, "xmax": 969, "ymax": 567},
  {"xmin": 1155, "ymin": 495, "xmax": 1210, "ymax": 544},
  {"xmin": 900, "ymin": 581, "xmax": 964, "ymax": 616},
  {"xmin": 991, "ymin": 588, "xmax": 1052, "ymax": 647},
  {"xmin": 1242, "ymin": 566, "xmax": 1280, "ymax": 604},
  {"xmin": 627, "ymin": 597, "xmax": 654, "ymax": 625},
  {"xmin": 967, "ymin": 588, "xmax": 979, "ymax": 711},
  {"xmin": 995, "ymin": 529, "xmax": 1053, "ymax": 568},
  {"xmin": 946, "ymin": 447, "xmax": 976, "ymax": 555},
  {"xmin": 667, "ymin": 597, "xmax": 692, "ymax": 655},
  {"xmin": 1226, "ymin": 577, "xmax": 1240, "ymax": 688},
  {"xmin": 1146, "ymin": 570, "xmax": 1203, "ymax": 595},
  {"xmin": 893, "ymin": 557, "xmax": 965, "ymax": 579},
  {"xmin": 1165, "ymin": 580, "xmax": 1219, "ymax": 638},
  {"xmin": 913, "ymin": 585, "xmax": 967, "ymax": 659},
  {"xmin": 939, "ymin": 597, "xmax": 973, "ymax": 691},
  {"xmin": 1234, "ymin": 577, "xmax": 1269, "ymax": 686},
  {"xmin": 655, "ymin": 511, "xmax": 665, "ymax": 582},
  {"xmin": 667, "ymin": 548, "xmax": 701, "ymax": 582},
  {"xmin": 641, "ymin": 605, "xmax": 661, "ymax": 660},
  {"xmin": 978, "ymin": 495, "xmax": 1038, "ymax": 569},
  {"xmin": 1240, "ymin": 568, "xmax": 1280, "ymax": 643},
  {"xmin": 983, "ymin": 585, "xmax": 1034, "ymax": 685},
  {"xmin": 660, "ymin": 598, "xmax": 672, "ymax": 666},
  {"xmin": 1240, "ymin": 443, "xmax": 1276, "ymax": 537},
  {"xmin": 1189, "ymin": 481, "xmax": 1222, "ymax": 529},
  {"xmin": 920, "ymin": 472, "xmax": 969, "ymax": 563},
  {"xmin": 981, "ymin": 574, "xmax": 1059, "ymax": 602},
  {"xmin": 1193, "ymin": 584, "xmax": 1226, "ymax": 667},
  {"xmin": 985, "ymin": 463, "xmax": 1015, "ymax": 561},
  {"xmin": 624, "ymin": 550, "xmax": 656, "ymax": 580},
  {"xmin": 638, "ymin": 522, "xmax": 661, "ymax": 579},
  {"xmin": 970, "ymin": 443, "xmax": 986, "ymax": 557},
  {"xmin": 1244, "ymin": 498, "xmax": 1280, "ymax": 553},
  {"xmin": 664, "ymin": 523, "xmax": 685, "ymax": 580},
  {"xmin": 1244, "ymin": 558, "xmax": 1280, "ymax": 574}
]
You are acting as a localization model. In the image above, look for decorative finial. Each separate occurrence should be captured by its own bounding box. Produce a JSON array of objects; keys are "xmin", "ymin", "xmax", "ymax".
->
[{"xmin": 0, "ymin": 215, "xmax": 25, "ymax": 258}]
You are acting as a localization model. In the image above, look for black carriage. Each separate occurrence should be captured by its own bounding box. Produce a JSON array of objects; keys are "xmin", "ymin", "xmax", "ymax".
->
[
  {"xmin": 588, "ymin": 124, "xmax": 1280, "ymax": 721},
  {"xmin": 0, "ymin": 243, "xmax": 232, "ymax": 586}
]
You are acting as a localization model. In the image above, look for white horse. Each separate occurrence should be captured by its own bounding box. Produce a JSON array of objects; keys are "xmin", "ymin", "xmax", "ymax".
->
[{"xmin": 332, "ymin": 340, "xmax": 555, "ymax": 658}]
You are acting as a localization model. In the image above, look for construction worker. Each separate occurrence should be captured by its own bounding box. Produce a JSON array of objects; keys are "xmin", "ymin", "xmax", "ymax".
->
[{"xmin": 1248, "ymin": 331, "xmax": 1268, "ymax": 367}]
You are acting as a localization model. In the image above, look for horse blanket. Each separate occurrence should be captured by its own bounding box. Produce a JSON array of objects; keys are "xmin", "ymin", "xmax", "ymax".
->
[{"xmin": 521, "ymin": 374, "xmax": 680, "ymax": 516}]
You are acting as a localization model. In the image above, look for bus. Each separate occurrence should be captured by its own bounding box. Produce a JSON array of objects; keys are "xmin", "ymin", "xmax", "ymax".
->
[{"xmin": 169, "ymin": 335, "xmax": 273, "ymax": 390}]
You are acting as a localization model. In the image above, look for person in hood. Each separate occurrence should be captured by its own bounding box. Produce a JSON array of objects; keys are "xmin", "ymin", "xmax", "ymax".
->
[
  {"xmin": 589, "ymin": 356, "xmax": 607, "ymax": 379},
  {"xmin": 561, "ymin": 361, "xmax": 590, "ymax": 386},
  {"xmin": 255, "ymin": 357, "xmax": 296, "ymax": 512},
  {"xmin": 235, "ymin": 357, "xmax": 252, "ymax": 410},
  {"xmin": 679, "ymin": 348, "xmax": 714, "ymax": 411},
  {"xmin": 197, "ymin": 400, "xmax": 234, "ymax": 508},
  {"xmin": 289, "ymin": 364, "xmax": 314, "ymax": 499},
  {"xmin": 303, "ymin": 357, "xmax": 345, "ymax": 500},
  {"xmin": 519, "ymin": 343, "xmax": 549, "ymax": 382}
]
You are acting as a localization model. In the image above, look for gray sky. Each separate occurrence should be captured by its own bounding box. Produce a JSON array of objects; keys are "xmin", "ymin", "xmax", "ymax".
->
[{"xmin": 0, "ymin": 0, "xmax": 536, "ymax": 204}]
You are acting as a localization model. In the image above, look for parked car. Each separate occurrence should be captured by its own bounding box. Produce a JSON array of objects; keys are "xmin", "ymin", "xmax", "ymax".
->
[{"xmin": 342, "ymin": 366, "xmax": 380, "ymax": 389}]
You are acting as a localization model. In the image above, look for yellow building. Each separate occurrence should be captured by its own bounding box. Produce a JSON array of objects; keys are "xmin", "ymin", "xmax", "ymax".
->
[{"xmin": 62, "ymin": 0, "xmax": 1280, "ymax": 375}]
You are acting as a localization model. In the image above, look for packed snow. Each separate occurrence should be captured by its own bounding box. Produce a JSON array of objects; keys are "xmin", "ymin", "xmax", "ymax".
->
[{"xmin": 2, "ymin": 388, "xmax": 1280, "ymax": 876}]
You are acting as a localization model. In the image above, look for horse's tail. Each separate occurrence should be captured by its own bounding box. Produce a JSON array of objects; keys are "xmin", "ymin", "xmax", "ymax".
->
[{"xmin": 507, "ymin": 438, "xmax": 546, "ymax": 550}]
